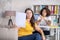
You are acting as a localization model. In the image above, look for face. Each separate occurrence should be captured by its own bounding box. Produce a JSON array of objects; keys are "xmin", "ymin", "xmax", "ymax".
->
[
  {"xmin": 26, "ymin": 10, "xmax": 32, "ymax": 19},
  {"xmin": 42, "ymin": 9, "xmax": 47, "ymax": 17}
]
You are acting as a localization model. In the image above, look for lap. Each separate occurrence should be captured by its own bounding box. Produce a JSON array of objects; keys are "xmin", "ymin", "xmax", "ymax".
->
[{"xmin": 18, "ymin": 33, "xmax": 42, "ymax": 40}]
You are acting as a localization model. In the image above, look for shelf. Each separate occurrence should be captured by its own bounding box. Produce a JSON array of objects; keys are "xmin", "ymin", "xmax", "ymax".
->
[{"xmin": 33, "ymin": 5, "xmax": 60, "ymax": 15}]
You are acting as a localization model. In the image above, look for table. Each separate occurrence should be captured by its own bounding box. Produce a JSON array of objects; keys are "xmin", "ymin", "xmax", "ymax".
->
[{"xmin": 39, "ymin": 26, "xmax": 60, "ymax": 40}]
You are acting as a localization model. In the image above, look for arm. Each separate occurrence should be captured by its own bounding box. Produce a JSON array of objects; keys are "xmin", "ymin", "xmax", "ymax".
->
[
  {"xmin": 44, "ymin": 19, "xmax": 51, "ymax": 26},
  {"xmin": 36, "ymin": 16, "xmax": 42, "ymax": 25},
  {"xmin": 44, "ymin": 16, "xmax": 51, "ymax": 26},
  {"xmin": 35, "ymin": 24, "xmax": 46, "ymax": 40},
  {"xmin": 35, "ymin": 20, "xmax": 41, "ymax": 25},
  {"xmin": 12, "ymin": 24, "xmax": 21, "ymax": 30}
]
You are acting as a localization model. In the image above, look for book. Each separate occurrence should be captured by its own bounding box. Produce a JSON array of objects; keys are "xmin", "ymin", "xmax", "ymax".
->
[
  {"xmin": 51, "ymin": 5, "xmax": 54, "ymax": 15},
  {"xmin": 40, "ymin": 5, "xmax": 43, "ymax": 10},
  {"xmin": 16, "ymin": 12, "xmax": 26, "ymax": 28},
  {"xmin": 53, "ymin": 5, "xmax": 55, "ymax": 14},
  {"xmin": 36, "ymin": 5, "xmax": 40, "ymax": 13},
  {"xmin": 42, "ymin": 5, "xmax": 46, "ymax": 8},
  {"xmin": 54, "ymin": 5, "xmax": 58, "ymax": 15},
  {"xmin": 45, "ymin": 5, "xmax": 48, "ymax": 8},
  {"xmin": 58, "ymin": 5, "xmax": 60, "ymax": 15},
  {"xmin": 48, "ymin": 5, "xmax": 52, "ymax": 15}
]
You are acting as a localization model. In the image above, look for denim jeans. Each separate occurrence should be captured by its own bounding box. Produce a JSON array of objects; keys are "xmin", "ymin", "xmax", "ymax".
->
[{"xmin": 18, "ymin": 33, "xmax": 42, "ymax": 40}]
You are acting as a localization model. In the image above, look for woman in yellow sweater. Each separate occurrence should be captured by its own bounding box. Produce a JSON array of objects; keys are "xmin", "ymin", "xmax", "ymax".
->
[{"xmin": 18, "ymin": 8, "xmax": 45, "ymax": 40}]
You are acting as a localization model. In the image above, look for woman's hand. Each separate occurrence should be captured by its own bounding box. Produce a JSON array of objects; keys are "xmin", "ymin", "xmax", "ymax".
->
[
  {"xmin": 12, "ymin": 24, "xmax": 21, "ymax": 30},
  {"xmin": 35, "ymin": 24, "xmax": 46, "ymax": 40},
  {"xmin": 42, "ymin": 35, "xmax": 46, "ymax": 40}
]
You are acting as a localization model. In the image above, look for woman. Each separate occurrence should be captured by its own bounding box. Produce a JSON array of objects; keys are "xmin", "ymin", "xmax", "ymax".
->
[
  {"xmin": 17, "ymin": 8, "xmax": 45, "ymax": 40},
  {"xmin": 37, "ymin": 7, "xmax": 51, "ymax": 35}
]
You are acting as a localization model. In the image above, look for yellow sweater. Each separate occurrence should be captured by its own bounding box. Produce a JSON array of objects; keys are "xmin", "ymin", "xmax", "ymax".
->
[{"xmin": 18, "ymin": 20, "xmax": 34, "ymax": 37}]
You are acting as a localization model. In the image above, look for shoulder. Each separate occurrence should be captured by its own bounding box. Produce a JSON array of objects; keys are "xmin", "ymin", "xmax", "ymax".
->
[{"xmin": 47, "ymin": 16, "xmax": 51, "ymax": 20}]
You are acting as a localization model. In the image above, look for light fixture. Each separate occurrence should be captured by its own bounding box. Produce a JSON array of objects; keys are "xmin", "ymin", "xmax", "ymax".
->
[{"xmin": 5, "ymin": 11, "xmax": 16, "ymax": 26}]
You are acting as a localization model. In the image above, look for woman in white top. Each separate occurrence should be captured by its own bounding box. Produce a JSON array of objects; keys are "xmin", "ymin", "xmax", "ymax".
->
[
  {"xmin": 36, "ymin": 7, "xmax": 51, "ymax": 35},
  {"xmin": 37, "ymin": 7, "xmax": 51, "ymax": 26}
]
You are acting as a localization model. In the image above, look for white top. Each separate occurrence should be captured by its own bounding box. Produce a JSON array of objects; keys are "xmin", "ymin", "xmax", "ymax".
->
[
  {"xmin": 37, "ymin": 15, "xmax": 52, "ymax": 30},
  {"xmin": 38, "ymin": 15, "xmax": 51, "ymax": 26}
]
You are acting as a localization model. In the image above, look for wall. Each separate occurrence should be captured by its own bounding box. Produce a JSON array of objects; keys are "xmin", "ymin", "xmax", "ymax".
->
[
  {"xmin": 0, "ymin": 0, "xmax": 60, "ymax": 12},
  {"xmin": 0, "ymin": 0, "xmax": 60, "ymax": 25}
]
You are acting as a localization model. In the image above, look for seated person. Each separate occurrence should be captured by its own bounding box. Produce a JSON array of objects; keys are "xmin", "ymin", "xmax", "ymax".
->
[
  {"xmin": 36, "ymin": 7, "xmax": 51, "ymax": 35},
  {"xmin": 14, "ymin": 8, "xmax": 46, "ymax": 40}
]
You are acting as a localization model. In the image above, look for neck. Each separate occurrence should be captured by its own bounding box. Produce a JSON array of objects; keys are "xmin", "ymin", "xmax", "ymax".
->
[
  {"xmin": 42, "ymin": 16, "xmax": 46, "ymax": 18},
  {"xmin": 26, "ymin": 19, "xmax": 30, "ymax": 22}
]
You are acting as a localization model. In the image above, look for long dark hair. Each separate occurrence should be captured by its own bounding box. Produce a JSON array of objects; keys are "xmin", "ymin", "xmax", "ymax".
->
[
  {"xmin": 40, "ymin": 7, "xmax": 50, "ymax": 17},
  {"xmin": 25, "ymin": 8, "xmax": 35, "ymax": 28}
]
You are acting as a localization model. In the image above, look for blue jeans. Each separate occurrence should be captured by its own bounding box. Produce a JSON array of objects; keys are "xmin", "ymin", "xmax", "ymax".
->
[{"xmin": 18, "ymin": 33, "xmax": 42, "ymax": 40}]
